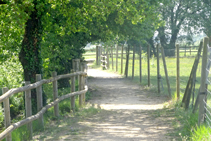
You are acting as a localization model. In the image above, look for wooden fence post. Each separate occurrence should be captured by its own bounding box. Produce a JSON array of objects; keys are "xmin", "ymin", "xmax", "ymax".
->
[
  {"xmin": 79, "ymin": 74, "xmax": 83, "ymax": 107},
  {"xmin": 176, "ymin": 44, "xmax": 180, "ymax": 100},
  {"xmin": 75, "ymin": 59, "xmax": 80, "ymax": 91},
  {"xmin": 25, "ymin": 81, "xmax": 33, "ymax": 140},
  {"xmin": 80, "ymin": 63, "xmax": 86, "ymax": 104},
  {"xmin": 139, "ymin": 46, "xmax": 142, "ymax": 83},
  {"xmin": 96, "ymin": 46, "xmax": 99, "ymax": 65},
  {"xmin": 52, "ymin": 72, "xmax": 59, "ymax": 117},
  {"xmin": 157, "ymin": 45, "xmax": 160, "ymax": 93},
  {"xmin": 125, "ymin": 45, "xmax": 130, "ymax": 77},
  {"xmin": 182, "ymin": 42, "xmax": 203, "ymax": 109},
  {"xmin": 185, "ymin": 45, "xmax": 186, "ymax": 57},
  {"xmin": 82, "ymin": 74, "xmax": 85, "ymax": 104},
  {"xmin": 116, "ymin": 44, "xmax": 118, "ymax": 72},
  {"xmin": 198, "ymin": 37, "xmax": 209, "ymax": 125},
  {"xmin": 121, "ymin": 44, "xmax": 123, "ymax": 74},
  {"xmin": 71, "ymin": 71, "xmax": 75, "ymax": 112},
  {"xmin": 147, "ymin": 45, "xmax": 150, "ymax": 87},
  {"xmin": 36, "ymin": 74, "xmax": 44, "ymax": 129},
  {"xmin": 2, "ymin": 87, "xmax": 12, "ymax": 141},
  {"xmin": 161, "ymin": 47, "xmax": 172, "ymax": 97},
  {"xmin": 132, "ymin": 46, "xmax": 135, "ymax": 79},
  {"xmin": 190, "ymin": 46, "xmax": 191, "ymax": 55}
]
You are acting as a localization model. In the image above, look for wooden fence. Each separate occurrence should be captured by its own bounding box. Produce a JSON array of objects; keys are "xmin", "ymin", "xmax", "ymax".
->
[
  {"xmin": 0, "ymin": 60, "xmax": 88, "ymax": 141},
  {"xmin": 93, "ymin": 43, "xmax": 202, "ymax": 98},
  {"xmin": 93, "ymin": 39, "xmax": 211, "ymax": 127}
]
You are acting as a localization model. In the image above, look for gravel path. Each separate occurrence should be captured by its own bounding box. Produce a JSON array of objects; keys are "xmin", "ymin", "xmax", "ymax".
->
[{"xmin": 33, "ymin": 68, "xmax": 174, "ymax": 141}]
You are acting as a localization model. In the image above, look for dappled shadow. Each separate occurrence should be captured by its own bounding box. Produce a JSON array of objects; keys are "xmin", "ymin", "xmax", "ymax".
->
[
  {"xmin": 34, "ymin": 68, "xmax": 175, "ymax": 140},
  {"xmin": 41, "ymin": 108, "xmax": 175, "ymax": 141}
]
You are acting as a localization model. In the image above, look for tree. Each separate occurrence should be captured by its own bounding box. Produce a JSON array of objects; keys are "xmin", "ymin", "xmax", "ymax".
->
[
  {"xmin": 1, "ymin": 0, "xmax": 163, "ymax": 112},
  {"xmin": 155, "ymin": 0, "xmax": 202, "ymax": 56}
]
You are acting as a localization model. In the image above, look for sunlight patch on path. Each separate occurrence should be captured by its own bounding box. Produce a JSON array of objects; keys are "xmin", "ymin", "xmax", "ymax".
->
[{"xmin": 87, "ymin": 69, "xmax": 121, "ymax": 78}]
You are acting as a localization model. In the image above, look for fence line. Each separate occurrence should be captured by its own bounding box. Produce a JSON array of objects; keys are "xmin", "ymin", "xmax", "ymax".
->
[
  {"xmin": 1, "ymin": 60, "xmax": 88, "ymax": 141},
  {"xmin": 92, "ymin": 39, "xmax": 211, "ymax": 127}
]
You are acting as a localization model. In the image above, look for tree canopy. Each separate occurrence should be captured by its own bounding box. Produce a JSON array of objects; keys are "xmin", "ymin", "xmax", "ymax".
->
[{"xmin": 0, "ymin": 0, "xmax": 164, "ymax": 112}]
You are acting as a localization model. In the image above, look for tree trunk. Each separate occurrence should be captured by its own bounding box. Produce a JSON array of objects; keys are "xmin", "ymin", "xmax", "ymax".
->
[{"xmin": 19, "ymin": 0, "xmax": 45, "ymax": 114}]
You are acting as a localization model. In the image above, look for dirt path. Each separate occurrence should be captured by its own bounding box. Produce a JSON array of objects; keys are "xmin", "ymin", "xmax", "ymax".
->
[{"xmin": 34, "ymin": 68, "xmax": 174, "ymax": 141}]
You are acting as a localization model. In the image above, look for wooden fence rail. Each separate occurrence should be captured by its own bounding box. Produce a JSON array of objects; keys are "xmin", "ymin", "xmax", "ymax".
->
[{"xmin": 0, "ymin": 65, "xmax": 88, "ymax": 141}]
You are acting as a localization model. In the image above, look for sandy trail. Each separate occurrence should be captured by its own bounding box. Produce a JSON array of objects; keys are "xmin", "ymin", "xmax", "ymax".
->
[{"xmin": 34, "ymin": 68, "xmax": 174, "ymax": 141}]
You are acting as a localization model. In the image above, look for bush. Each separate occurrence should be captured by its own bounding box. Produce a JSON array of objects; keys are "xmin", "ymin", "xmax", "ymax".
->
[{"xmin": 0, "ymin": 57, "xmax": 24, "ymax": 125}]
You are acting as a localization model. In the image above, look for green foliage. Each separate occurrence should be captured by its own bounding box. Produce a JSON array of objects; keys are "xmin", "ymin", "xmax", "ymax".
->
[
  {"xmin": 0, "ymin": 56, "xmax": 24, "ymax": 120},
  {"xmin": 190, "ymin": 125, "xmax": 211, "ymax": 141},
  {"xmin": 10, "ymin": 125, "xmax": 30, "ymax": 141},
  {"xmin": 85, "ymin": 91, "xmax": 92, "ymax": 101},
  {"xmin": 0, "ymin": 56, "xmax": 23, "ymax": 89},
  {"xmin": 174, "ymin": 106, "xmax": 198, "ymax": 138}
]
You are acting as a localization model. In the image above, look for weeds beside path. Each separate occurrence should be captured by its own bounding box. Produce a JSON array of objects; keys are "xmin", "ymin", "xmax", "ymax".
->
[{"xmin": 33, "ymin": 68, "xmax": 176, "ymax": 141}]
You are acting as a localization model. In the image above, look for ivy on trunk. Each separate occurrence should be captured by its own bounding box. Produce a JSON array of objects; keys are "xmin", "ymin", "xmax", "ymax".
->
[{"xmin": 19, "ymin": 0, "xmax": 45, "ymax": 114}]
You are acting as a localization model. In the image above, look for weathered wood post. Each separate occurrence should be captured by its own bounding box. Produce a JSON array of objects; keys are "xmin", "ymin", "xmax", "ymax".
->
[
  {"xmin": 176, "ymin": 44, "xmax": 180, "ymax": 100},
  {"xmin": 157, "ymin": 44, "xmax": 160, "ymax": 93},
  {"xmin": 2, "ymin": 87, "xmax": 12, "ymax": 141},
  {"xmin": 25, "ymin": 81, "xmax": 33, "ymax": 139},
  {"xmin": 132, "ymin": 46, "xmax": 135, "ymax": 80},
  {"xmin": 96, "ymin": 46, "xmax": 99, "ymax": 65},
  {"xmin": 75, "ymin": 59, "xmax": 80, "ymax": 72},
  {"xmin": 79, "ymin": 73, "xmax": 83, "ymax": 107},
  {"xmin": 74, "ymin": 59, "xmax": 80, "ymax": 91},
  {"xmin": 139, "ymin": 46, "xmax": 142, "ymax": 83},
  {"xmin": 116, "ymin": 44, "xmax": 118, "ymax": 72},
  {"xmin": 52, "ymin": 72, "xmax": 59, "ymax": 117},
  {"xmin": 71, "ymin": 70, "xmax": 75, "ymax": 112},
  {"xmin": 147, "ymin": 45, "xmax": 150, "ymax": 87},
  {"xmin": 121, "ymin": 44, "xmax": 124, "ymax": 74},
  {"xmin": 82, "ymin": 74, "xmax": 85, "ymax": 104},
  {"xmin": 125, "ymin": 45, "xmax": 130, "ymax": 78},
  {"xmin": 161, "ymin": 47, "xmax": 172, "ymax": 97},
  {"xmin": 192, "ymin": 41, "xmax": 203, "ymax": 113},
  {"xmin": 36, "ymin": 74, "xmax": 44, "ymax": 129},
  {"xmin": 198, "ymin": 37, "xmax": 209, "ymax": 125}
]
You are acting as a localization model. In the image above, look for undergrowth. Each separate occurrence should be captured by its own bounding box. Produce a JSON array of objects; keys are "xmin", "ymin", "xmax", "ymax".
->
[{"xmin": 164, "ymin": 92, "xmax": 211, "ymax": 141}]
